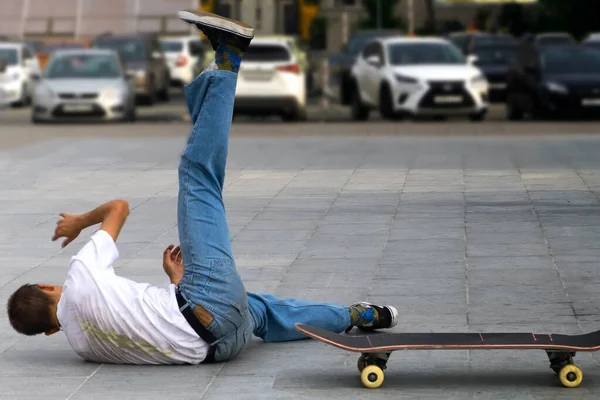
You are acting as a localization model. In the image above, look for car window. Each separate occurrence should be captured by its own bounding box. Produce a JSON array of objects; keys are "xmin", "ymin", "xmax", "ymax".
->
[
  {"xmin": 540, "ymin": 46, "xmax": 600, "ymax": 74},
  {"xmin": 244, "ymin": 44, "xmax": 290, "ymax": 62},
  {"xmin": 44, "ymin": 53, "xmax": 123, "ymax": 79},
  {"xmin": 473, "ymin": 45, "xmax": 518, "ymax": 66},
  {"xmin": 93, "ymin": 38, "xmax": 147, "ymax": 61},
  {"xmin": 188, "ymin": 40, "xmax": 203, "ymax": 56},
  {"xmin": 161, "ymin": 40, "xmax": 183, "ymax": 53},
  {"xmin": 0, "ymin": 48, "xmax": 18, "ymax": 65},
  {"xmin": 387, "ymin": 42, "xmax": 465, "ymax": 65}
]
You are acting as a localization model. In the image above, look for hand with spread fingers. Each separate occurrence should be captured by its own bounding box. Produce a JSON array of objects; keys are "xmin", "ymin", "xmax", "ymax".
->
[{"xmin": 163, "ymin": 244, "xmax": 184, "ymax": 285}]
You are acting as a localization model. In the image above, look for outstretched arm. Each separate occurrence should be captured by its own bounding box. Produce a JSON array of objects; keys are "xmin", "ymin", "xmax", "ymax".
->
[{"xmin": 52, "ymin": 199, "xmax": 130, "ymax": 247}]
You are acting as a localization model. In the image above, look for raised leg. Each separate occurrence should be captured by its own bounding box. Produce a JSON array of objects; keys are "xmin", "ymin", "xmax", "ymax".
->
[{"xmin": 175, "ymin": 10, "xmax": 255, "ymax": 362}]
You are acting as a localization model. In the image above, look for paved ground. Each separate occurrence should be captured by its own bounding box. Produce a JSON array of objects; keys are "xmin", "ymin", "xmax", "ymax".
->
[{"xmin": 1, "ymin": 112, "xmax": 600, "ymax": 398}]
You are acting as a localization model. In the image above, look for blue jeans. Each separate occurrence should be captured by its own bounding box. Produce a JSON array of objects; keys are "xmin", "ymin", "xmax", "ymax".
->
[{"xmin": 176, "ymin": 69, "xmax": 351, "ymax": 362}]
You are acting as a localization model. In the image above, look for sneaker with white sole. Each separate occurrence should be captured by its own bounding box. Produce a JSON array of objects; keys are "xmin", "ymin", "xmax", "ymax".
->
[
  {"xmin": 346, "ymin": 302, "xmax": 399, "ymax": 333},
  {"xmin": 178, "ymin": 10, "xmax": 254, "ymax": 52}
]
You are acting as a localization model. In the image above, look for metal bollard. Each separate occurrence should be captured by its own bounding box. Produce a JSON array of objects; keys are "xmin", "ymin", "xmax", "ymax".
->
[{"xmin": 321, "ymin": 58, "xmax": 329, "ymax": 118}]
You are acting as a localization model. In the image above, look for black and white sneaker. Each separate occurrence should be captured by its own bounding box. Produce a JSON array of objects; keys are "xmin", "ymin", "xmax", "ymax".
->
[
  {"xmin": 347, "ymin": 301, "xmax": 399, "ymax": 333},
  {"xmin": 178, "ymin": 10, "xmax": 254, "ymax": 52}
]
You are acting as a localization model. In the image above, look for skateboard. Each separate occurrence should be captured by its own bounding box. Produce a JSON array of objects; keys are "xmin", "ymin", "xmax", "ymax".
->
[{"xmin": 295, "ymin": 323, "xmax": 600, "ymax": 389}]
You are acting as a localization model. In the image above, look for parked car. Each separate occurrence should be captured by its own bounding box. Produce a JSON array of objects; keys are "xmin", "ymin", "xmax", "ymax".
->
[
  {"xmin": 160, "ymin": 36, "xmax": 204, "ymax": 87},
  {"xmin": 328, "ymin": 29, "xmax": 402, "ymax": 105},
  {"xmin": 36, "ymin": 41, "xmax": 88, "ymax": 71},
  {"xmin": 466, "ymin": 38, "xmax": 519, "ymax": 102},
  {"xmin": 30, "ymin": 48, "xmax": 136, "ymax": 123},
  {"xmin": 0, "ymin": 41, "xmax": 41, "ymax": 106},
  {"xmin": 583, "ymin": 34, "xmax": 600, "ymax": 49},
  {"xmin": 522, "ymin": 32, "xmax": 576, "ymax": 46},
  {"xmin": 505, "ymin": 43, "xmax": 600, "ymax": 120},
  {"xmin": 91, "ymin": 33, "xmax": 170, "ymax": 104},
  {"xmin": 348, "ymin": 37, "xmax": 489, "ymax": 121},
  {"xmin": 234, "ymin": 37, "xmax": 307, "ymax": 121}
]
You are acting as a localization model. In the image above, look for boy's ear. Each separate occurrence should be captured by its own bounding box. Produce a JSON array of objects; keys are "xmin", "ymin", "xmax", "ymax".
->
[{"xmin": 45, "ymin": 328, "xmax": 60, "ymax": 336}]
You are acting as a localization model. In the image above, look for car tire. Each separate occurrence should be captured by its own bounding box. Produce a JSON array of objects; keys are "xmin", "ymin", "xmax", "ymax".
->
[
  {"xmin": 506, "ymin": 99, "xmax": 524, "ymax": 121},
  {"xmin": 15, "ymin": 83, "xmax": 30, "ymax": 107},
  {"xmin": 469, "ymin": 111, "xmax": 486, "ymax": 122},
  {"xmin": 350, "ymin": 85, "xmax": 369, "ymax": 121},
  {"xmin": 282, "ymin": 105, "xmax": 307, "ymax": 122},
  {"xmin": 123, "ymin": 106, "xmax": 136, "ymax": 123},
  {"xmin": 379, "ymin": 83, "xmax": 397, "ymax": 120}
]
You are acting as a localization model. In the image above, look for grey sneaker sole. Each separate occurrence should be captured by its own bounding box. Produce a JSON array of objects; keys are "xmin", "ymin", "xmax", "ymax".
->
[{"xmin": 178, "ymin": 10, "xmax": 254, "ymax": 39}]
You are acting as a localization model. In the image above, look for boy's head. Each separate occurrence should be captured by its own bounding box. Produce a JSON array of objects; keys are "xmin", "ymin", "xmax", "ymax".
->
[{"xmin": 6, "ymin": 284, "xmax": 63, "ymax": 336}]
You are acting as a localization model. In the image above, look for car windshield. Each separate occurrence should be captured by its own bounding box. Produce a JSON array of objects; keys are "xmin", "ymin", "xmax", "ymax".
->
[
  {"xmin": 0, "ymin": 48, "xmax": 18, "ymax": 65},
  {"xmin": 541, "ymin": 46, "xmax": 600, "ymax": 74},
  {"xmin": 346, "ymin": 33, "xmax": 395, "ymax": 55},
  {"xmin": 244, "ymin": 44, "xmax": 290, "ymax": 62},
  {"xmin": 388, "ymin": 42, "xmax": 465, "ymax": 65},
  {"xmin": 41, "ymin": 43, "xmax": 85, "ymax": 53},
  {"xmin": 93, "ymin": 38, "xmax": 146, "ymax": 62},
  {"xmin": 160, "ymin": 40, "xmax": 183, "ymax": 53},
  {"xmin": 473, "ymin": 45, "xmax": 518, "ymax": 66},
  {"xmin": 44, "ymin": 53, "xmax": 123, "ymax": 79}
]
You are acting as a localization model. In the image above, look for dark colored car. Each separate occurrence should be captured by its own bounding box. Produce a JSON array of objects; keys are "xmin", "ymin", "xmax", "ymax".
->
[
  {"xmin": 328, "ymin": 29, "xmax": 402, "ymax": 105},
  {"xmin": 91, "ymin": 33, "xmax": 170, "ymax": 105},
  {"xmin": 448, "ymin": 32, "xmax": 515, "ymax": 55},
  {"xmin": 505, "ymin": 43, "xmax": 600, "ymax": 120},
  {"xmin": 522, "ymin": 32, "xmax": 576, "ymax": 46},
  {"xmin": 467, "ymin": 39, "xmax": 519, "ymax": 102}
]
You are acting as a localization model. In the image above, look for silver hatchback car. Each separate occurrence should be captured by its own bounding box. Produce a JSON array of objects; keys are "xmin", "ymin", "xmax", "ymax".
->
[{"xmin": 31, "ymin": 48, "xmax": 136, "ymax": 123}]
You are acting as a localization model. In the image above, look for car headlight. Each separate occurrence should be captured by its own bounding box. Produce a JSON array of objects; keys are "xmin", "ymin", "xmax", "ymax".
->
[
  {"xmin": 35, "ymin": 85, "xmax": 54, "ymax": 100},
  {"xmin": 545, "ymin": 81, "xmax": 568, "ymax": 94},
  {"xmin": 102, "ymin": 88, "xmax": 123, "ymax": 99},
  {"xmin": 395, "ymin": 74, "xmax": 418, "ymax": 84}
]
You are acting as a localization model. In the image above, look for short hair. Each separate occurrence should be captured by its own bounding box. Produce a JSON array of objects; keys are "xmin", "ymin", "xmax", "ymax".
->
[{"xmin": 7, "ymin": 284, "xmax": 55, "ymax": 336}]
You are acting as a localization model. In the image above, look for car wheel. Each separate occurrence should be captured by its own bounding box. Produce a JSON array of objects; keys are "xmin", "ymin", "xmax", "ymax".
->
[
  {"xmin": 506, "ymin": 99, "xmax": 524, "ymax": 120},
  {"xmin": 123, "ymin": 106, "xmax": 136, "ymax": 123},
  {"xmin": 350, "ymin": 85, "xmax": 369, "ymax": 121},
  {"xmin": 469, "ymin": 111, "xmax": 486, "ymax": 122},
  {"xmin": 379, "ymin": 83, "xmax": 397, "ymax": 120},
  {"xmin": 282, "ymin": 105, "xmax": 307, "ymax": 122}
]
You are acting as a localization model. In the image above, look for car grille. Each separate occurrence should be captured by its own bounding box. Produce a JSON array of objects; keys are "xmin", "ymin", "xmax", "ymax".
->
[
  {"xmin": 52, "ymin": 104, "xmax": 105, "ymax": 118},
  {"xmin": 58, "ymin": 93, "xmax": 98, "ymax": 100},
  {"xmin": 418, "ymin": 80, "xmax": 475, "ymax": 108}
]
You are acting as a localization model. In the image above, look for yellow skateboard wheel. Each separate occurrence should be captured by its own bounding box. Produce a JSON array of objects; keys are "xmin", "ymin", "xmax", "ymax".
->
[
  {"xmin": 559, "ymin": 365, "xmax": 583, "ymax": 388},
  {"xmin": 360, "ymin": 365, "xmax": 384, "ymax": 389}
]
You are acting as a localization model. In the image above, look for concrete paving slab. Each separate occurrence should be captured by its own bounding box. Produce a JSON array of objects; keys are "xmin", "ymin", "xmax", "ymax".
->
[{"xmin": 2, "ymin": 124, "xmax": 600, "ymax": 398}]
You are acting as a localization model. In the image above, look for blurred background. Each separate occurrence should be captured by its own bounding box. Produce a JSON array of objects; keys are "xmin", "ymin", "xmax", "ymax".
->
[{"xmin": 0, "ymin": 0, "xmax": 599, "ymax": 124}]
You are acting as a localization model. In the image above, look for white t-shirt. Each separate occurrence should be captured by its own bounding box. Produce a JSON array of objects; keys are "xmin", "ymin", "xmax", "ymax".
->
[{"xmin": 56, "ymin": 230, "xmax": 209, "ymax": 364}]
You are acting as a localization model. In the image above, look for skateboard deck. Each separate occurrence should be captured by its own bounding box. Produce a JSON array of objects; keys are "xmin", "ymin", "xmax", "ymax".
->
[{"xmin": 295, "ymin": 323, "xmax": 600, "ymax": 389}]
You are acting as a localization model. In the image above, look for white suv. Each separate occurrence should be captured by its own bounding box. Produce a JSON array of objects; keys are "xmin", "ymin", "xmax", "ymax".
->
[
  {"xmin": 235, "ymin": 38, "xmax": 307, "ymax": 121},
  {"xmin": 159, "ymin": 36, "xmax": 204, "ymax": 86},
  {"xmin": 349, "ymin": 37, "xmax": 489, "ymax": 121},
  {"xmin": 0, "ymin": 42, "xmax": 41, "ymax": 107}
]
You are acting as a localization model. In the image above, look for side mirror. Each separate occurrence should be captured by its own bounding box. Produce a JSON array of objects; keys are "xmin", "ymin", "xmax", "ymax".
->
[
  {"xmin": 366, "ymin": 55, "xmax": 382, "ymax": 67},
  {"xmin": 466, "ymin": 54, "xmax": 478, "ymax": 65}
]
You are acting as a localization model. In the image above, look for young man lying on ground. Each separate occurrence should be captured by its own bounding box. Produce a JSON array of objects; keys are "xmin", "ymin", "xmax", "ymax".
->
[{"xmin": 6, "ymin": 10, "xmax": 399, "ymax": 364}]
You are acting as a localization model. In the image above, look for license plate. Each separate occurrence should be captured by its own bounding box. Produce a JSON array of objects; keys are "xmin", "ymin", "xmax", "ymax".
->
[
  {"xmin": 582, "ymin": 98, "xmax": 600, "ymax": 106},
  {"xmin": 243, "ymin": 71, "xmax": 272, "ymax": 81},
  {"xmin": 63, "ymin": 104, "xmax": 92, "ymax": 112},
  {"xmin": 434, "ymin": 95, "xmax": 462, "ymax": 103},
  {"xmin": 489, "ymin": 83, "xmax": 506, "ymax": 89}
]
